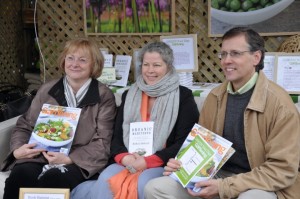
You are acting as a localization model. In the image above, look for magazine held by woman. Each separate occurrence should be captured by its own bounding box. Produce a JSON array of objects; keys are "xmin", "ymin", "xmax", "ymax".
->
[{"xmin": 28, "ymin": 104, "xmax": 81, "ymax": 155}]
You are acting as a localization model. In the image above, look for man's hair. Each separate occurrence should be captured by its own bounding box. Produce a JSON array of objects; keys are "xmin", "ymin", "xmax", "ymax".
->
[{"xmin": 222, "ymin": 27, "xmax": 265, "ymax": 71}]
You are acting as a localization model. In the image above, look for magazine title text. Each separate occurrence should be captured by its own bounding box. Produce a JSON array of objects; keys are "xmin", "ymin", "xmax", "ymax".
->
[{"xmin": 41, "ymin": 107, "xmax": 77, "ymax": 120}]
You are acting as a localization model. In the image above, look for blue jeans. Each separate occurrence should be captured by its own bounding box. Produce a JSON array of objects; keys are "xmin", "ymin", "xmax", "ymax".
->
[{"xmin": 71, "ymin": 164, "xmax": 164, "ymax": 199}]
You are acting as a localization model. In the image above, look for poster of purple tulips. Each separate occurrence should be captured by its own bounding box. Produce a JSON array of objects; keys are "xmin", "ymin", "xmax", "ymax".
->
[{"xmin": 84, "ymin": 0, "xmax": 175, "ymax": 35}]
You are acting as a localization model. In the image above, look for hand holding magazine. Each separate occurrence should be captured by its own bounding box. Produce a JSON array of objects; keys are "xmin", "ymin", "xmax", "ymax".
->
[
  {"xmin": 170, "ymin": 123, "xmax": 235, "ymax": 192},
  {"xmin": 28, "ymin": 104, "xmax": 81, "ymax": 155}
]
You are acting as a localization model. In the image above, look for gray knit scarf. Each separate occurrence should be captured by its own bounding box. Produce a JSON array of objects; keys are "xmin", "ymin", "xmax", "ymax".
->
[{"xmin": 123, "ymin": 69, "xmax": 180, "ymax": 154}]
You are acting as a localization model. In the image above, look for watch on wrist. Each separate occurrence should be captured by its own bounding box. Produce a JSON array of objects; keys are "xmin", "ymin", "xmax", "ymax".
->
[{"xmin": 126, "ymin": 165, "xmax": 137, "ymax": 174}]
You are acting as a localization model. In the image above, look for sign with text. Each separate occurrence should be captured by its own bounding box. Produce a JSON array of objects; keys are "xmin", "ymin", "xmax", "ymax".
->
[
  {"xmin": 19, "ymin": 188, "xmax": 69, "ymax": 199},
  {"xmin": 160, "ymin": 34, "xmax": 198, "ymax": 72},
  {"xmin": 276, "ymin": 54, "xmax": 300, "ymax": 94},
  {"xmin": 263, "ymin": 52, "xmax": 300, "ymax": 94},
  {"xmin": 263, "ymin": 52, "xmax": 276, "ymax": 82}
]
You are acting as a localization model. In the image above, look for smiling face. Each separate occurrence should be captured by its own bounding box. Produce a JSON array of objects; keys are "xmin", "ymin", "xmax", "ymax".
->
[
  {"xmin": 141, "ymin": 52, "xmax": 169, "ymax": 85},
  {"xmin": 221, "ymin": 34, "xmax": 261, "ymax": 91},
  {"xmin": 64, "ymin": 49, "xmax": 93, "ymax": 84}
]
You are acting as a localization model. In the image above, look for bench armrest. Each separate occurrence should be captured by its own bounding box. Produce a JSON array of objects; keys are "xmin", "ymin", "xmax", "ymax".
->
[{"xmin": 0, "ymin": 116, "xmax": 19, "ymax": 168}]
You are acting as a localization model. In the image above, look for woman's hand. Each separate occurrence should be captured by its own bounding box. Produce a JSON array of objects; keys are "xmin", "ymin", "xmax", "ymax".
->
[
  {"xmin": 121, "ymin": 154, "xmax": 136, "ymax": 166},
  {"xmin": 13, "ymin": 143, "xmax": 46, "ymax": 159},
  {"xmin": 130, "ymin": 153, "xmax": 147, "ymax": 171},
  {"xmin": 163, "ymin": 158, "xmax": 181, "ymax": 176},
  {"xmin": 42, "ymin": 151, "xmax": 73, "ymax": 165}
]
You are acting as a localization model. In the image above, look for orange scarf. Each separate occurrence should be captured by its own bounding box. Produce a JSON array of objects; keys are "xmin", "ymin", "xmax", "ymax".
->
[
  {"xmin": 107, "ymin": 92, "xmax": 148, "ymax": 199},
  {"xmin": 108, "ymin": 169, "xmax": 142, "ymax": 199},
  {"xmin": 140, "ymin": 92, "xmax": 148, "ymax": 121}
]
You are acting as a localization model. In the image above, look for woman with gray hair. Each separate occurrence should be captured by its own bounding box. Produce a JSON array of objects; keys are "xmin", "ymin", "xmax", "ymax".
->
[{"xmin": 72, "ymin": 41, "xmax": 199, "ymax": 199}]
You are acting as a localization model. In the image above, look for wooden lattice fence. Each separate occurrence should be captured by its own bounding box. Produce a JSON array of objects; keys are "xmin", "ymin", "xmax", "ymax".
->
[
  {"xmin": 0, "ymin": 0, "xmax": 24, "ymax": 86},
  {"xmin": 0, "ymin": 0, "xmax": 287, "ymax": 82}
]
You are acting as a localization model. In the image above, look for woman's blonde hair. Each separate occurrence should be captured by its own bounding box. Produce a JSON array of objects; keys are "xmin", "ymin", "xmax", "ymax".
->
[{"xmin": 58, "ymin": 38, "xmax": 104, "ymax": 78}]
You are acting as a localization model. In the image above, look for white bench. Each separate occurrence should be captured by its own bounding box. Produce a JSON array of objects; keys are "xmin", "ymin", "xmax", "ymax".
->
[
  {"xmin": 0, "ymin": 116, "xmax": 19, "ymax": 198},
  {"xmin": 0, "ymin": 99, "xmax": 299, "ymax": 199}
]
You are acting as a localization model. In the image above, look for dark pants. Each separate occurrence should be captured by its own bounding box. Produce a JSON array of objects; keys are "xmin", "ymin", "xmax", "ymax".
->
[{"xmin": 4, "ymin": 162, "xmax": 86, "ymax": 199}]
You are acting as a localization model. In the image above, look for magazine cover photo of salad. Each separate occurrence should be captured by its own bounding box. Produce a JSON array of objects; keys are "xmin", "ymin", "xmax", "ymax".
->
[{"xmin": 28, "ymin": 104, "xmax": 81, "ymax": 155}]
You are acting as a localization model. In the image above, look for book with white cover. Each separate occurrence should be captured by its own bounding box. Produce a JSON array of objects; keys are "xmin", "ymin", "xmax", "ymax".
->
[
  {"xmin": 110, "ymin": 55, "xmax": 132, "ymax": 87},
  {"xmin": 129, "ymin": 122, "xmax": 154, "ymax": 156},
  {"xmin": 103, "ymin": 54, "xmax": 113, "ymax": 67}
]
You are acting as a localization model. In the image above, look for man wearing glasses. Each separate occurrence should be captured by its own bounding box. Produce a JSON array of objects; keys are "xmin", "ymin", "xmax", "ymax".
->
[{"xmin": 144, "ymin": 27, "xmax": 300, "ymax": 199}]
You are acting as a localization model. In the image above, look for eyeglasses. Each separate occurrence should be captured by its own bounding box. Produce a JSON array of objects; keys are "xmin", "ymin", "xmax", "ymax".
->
[
  {"xmin": 217, "ymin": 50, "xmax": 251, "ymax": 59},
  {"xmin": 65, "ymin": 55, "xmax": 89, "ymax": 65}
]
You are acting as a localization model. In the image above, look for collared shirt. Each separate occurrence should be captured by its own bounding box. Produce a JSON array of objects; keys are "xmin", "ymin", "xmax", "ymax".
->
[{"xmin": 227, "ymin": 72, "xmax": 258, "ymax": 95}]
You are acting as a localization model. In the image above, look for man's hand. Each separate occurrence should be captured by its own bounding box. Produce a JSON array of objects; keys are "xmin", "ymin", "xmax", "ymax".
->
[
  {"xmin": 163, "ymin": 158, "xmax": 181, "ymax": 176},
  {"xmin": 187, "ymin": 179, "xmax": 219, "ymax": 199},
  {"xmin": 13, "ymin": 143, "xmax": 46, "ymax": 159},
  {"xmin": 42, "ymin": 151, "xmax": 72, "ymax": 165}
]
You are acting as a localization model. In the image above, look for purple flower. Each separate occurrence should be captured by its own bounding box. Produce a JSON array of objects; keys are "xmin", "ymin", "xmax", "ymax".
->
[
  {"xmin": 155, "ymin": 0, "xmax": 169, "ymax": 10},
  {"xmin": 86, "ymin": 0, "xmax": 91, "ymax": 8},
  {"xmin": 109, "ymin": 0, "xmax": 122, "ymax": 5},
  {"xmin": 126, "ymin": 7, "xmax": 133, "ymax": 16}
]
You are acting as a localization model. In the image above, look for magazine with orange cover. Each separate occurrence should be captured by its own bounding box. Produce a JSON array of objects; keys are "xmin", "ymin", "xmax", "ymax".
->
[
  {"xmin": 170, "ymin": 123, "xmax": 235, "ymax": 192},
  {"xmin": 28, "ymin": 104, "xmax": 81, "ymax": 155}
]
